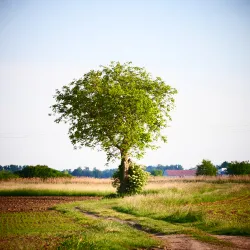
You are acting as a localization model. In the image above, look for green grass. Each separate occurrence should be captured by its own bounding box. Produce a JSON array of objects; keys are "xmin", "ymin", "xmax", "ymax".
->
[
  {"xmin": 0, "ymin": 209, "xmax": 160, "ymax": 250},
  {"xmin": 0, "ymin": 211, "xmax": 81, "ymax": 236},
  {"xmin": 0, "ymin": 189, "xmax": 114, "ymax": 197},
  {"xmin": 58, "ymin": 219, "xmax": 159, "ymax": 250},
  {"xmin": 0, "ymin": 211, "xmax": 83, "ymax": 249},
  {"xmin": 54, "ymin": 199, "xmax": 230, "ymax": 247},
  {"xmin": 197, "ymin": 194, "xmax": 250, "ymax": 235},
  {"xmin": 1, "ymin": 180, "xmax": 249, "ymax": 249},
  {"xmin": 50, "ymin": 204, "xmax": 161, "ymax": 250},
  {"xmin": 51, "ymin": 181, "xmax": 250, "ymax": 248},
  {"xmin": 110, "ymin": 183, "xmax": 250, "ymax": 236}
]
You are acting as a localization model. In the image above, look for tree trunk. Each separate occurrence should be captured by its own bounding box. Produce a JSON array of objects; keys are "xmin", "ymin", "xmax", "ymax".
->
[{"xmin": 119, "ymin": 151, "xmax": 129, "ymax": 194}]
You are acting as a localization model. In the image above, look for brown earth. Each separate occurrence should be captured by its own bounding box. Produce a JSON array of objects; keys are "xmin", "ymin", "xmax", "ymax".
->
[
  {"xmin": 0, "ymin": 196, "xmax": 100, "ymax": 212},
  {"xmin": 155, "ymin": 234, "xmax": 250, "ymax": 250}
]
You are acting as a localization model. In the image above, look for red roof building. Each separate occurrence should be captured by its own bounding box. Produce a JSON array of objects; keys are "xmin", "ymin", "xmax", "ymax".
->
[{"xmin": 164, "ymin": 170, "xmax": 196, "ymax": 177}]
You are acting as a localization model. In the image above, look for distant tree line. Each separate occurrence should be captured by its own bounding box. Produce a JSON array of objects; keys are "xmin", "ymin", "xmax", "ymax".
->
[
  {"xmin": 146, "ymin": 164, "xmax": 183, "ymax": 176},
  {"xmin": 0, "ymin": 165, "xmax": 25, "ymax": 172},
  {"xmin": 0, "ymin": 165, "xmax": 71, "ymax": 180},
  {"xmin": 1, "ymin": 161, "xmax": 249, "ymax": 179},
  {"xmin": 1, "ymin": 164, "xmax": 183, "ymax": 178},
  {"xmin": 15, "ymin": 165, "xmax": 71, "ymax": 179},
  {"xmin": 196, "ymin": 160, "xmax": 250, "ymax": 176},
  {"xmin": 64, "ymin": 167, "xmax": 117, "ymax": 178},
  {"xmin": 227, "ymin": 161, "xmax": 250, "ymax": 175},
  {"xmin": 63, "ymin": 164, "xmax": 183, "ymax": 178}
]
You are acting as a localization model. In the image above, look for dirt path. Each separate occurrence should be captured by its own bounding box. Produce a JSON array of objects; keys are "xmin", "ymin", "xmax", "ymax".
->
[{"xmin": 76, "ymin": 206, "xmax": 250, "ymax": 250}]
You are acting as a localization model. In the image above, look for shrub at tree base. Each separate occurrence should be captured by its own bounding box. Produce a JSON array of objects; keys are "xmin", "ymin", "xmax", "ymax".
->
[
  {"xmin": 196, "ymin": 159, "xmax": 217, "ymax": 176},
  {"xmin": 227, "ymin": 161, "xmax": 250, "ymax": 175},
  {"xmin": 112, "ymin": 162, "xmax": 149, "ymax": 195}
]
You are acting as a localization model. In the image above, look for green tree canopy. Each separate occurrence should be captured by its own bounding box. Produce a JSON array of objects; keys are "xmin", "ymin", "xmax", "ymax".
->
[
  {"xmin": 51, "ymin": 61, "xmax": 177, "ymax": 194},
  {"xmin": 227, "ymin": 161, "xmax": 250, "ymax": 175},
  {"xmin": 196, "ymin": 159, "xmax": 217, "ymax": 176},
  {"xmin": 151, "ymin": 169, "xmax": 163, "ymax": 176},
  {"xmin": 15, "ymin": 165, "xmax": 71, "ymax": 179}
]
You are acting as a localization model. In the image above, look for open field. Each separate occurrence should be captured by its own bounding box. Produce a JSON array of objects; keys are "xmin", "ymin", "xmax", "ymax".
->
[
  {"xmin": 0, "ymin": 176, "xmax": 250, "ymax": 249},
  {"xmin": 1, "ymin": 175, "xmax": 249, "ymax": 196}
]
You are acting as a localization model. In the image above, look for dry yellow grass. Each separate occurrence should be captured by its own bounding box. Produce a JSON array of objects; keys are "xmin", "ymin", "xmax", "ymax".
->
[
  {"xmin": 1, "ymin": 177, "xmax": 111, "ymax": 184},
  {"xmin": 0, "ymin": 177, "xmax": 114, "ymax": 192},
  {"xmin": 0, "ymin": 175, "xmax": 249, "ymax": 193},
  {"xmin": 148, "ymin": 175, "xmax": 250, "ymax": 183},
  {"xmin": 0, "ymin": 182, "xmax": 115, "ymax": 192}
]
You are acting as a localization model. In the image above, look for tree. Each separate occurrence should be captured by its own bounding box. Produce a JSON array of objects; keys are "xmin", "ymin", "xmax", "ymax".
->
[
  {"xmin": 0, "ymin": 170, "xmax": 19, "ymax": 180},
  {"xmin": 151, "ymin": 169, "xmax": 163, "ymax": 176},
  {"xmin": 82, "ymin": 167, "xmax": 93, "ymax": 177},
  {"xmin": 227, "ymin": 161, "xmax": 250, "ymax": 175},
  {"xmin": 71, "ymin": 167, "xmax": 83, "ymax": 176},
  {"xmin": 50, "ymin": 61, "xmax": 177, "ymax": 194},
  {"xmin": 93, "ymin": 167, "xmax": 102, "ymax": 178},
  {"xmin": 196, "ymin": 159, "xmax": 217, "ymax": 176},
  {"xmin": 15, "ymin": 165, "xmax": 71, "ymax": 179},
  {"xmin": 217, "ymin": 161, "xmax": 229, "ymax": 169}
]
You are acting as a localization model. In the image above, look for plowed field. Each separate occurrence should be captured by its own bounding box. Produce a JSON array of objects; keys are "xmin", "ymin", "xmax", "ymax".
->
[{"xmin": 0, "ymin": 196, "xmax": 100, "ymax": 212}]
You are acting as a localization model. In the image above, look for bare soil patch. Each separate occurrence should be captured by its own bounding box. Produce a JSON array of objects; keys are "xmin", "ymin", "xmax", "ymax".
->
[
  {"xmin": 0, "ymin": 196, "xmax": 100, "ymax": 212},
  {"xmin": 215, "ymin": 235, "xmax": 250, "ymax": 250}
]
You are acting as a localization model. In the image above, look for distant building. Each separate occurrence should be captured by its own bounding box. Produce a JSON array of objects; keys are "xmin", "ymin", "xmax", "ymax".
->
[
  {"xmin": 164, "ymin": 169, "xmax": 196, "ymax": 177},
  {"xmin": 217, "ymin": 168, "xmax": 227, "ymax": 175}
]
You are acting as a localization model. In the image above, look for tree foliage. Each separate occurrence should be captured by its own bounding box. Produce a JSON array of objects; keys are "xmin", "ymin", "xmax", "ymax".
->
[
  {"xmin": 196, "ymin": 159, "xmax": 217, "ymax": 176},
  {"xmin": 51, "ymin": 61, "xmax": 177, "ymax": 194},
  {"xmin": 219, "ymin": 161, "xmax": 229, "ymax": 169},
  {"xmin": 0, "ymin": 170, "xmax": 19, "ymax": 180},
  {"xmin": 227, "ymin": 161, "xmax": 250, "ymax": 175},
  {"xmin": 0, "ymin": 165, "xmax": 25, "ymax": 172},
  {"xmin": 15, "ymin": 165, "xmax": 71, "ymax": 179},
  {"xmin": 151, "ymin": 169, "xmax": 163, "ymax": 176},
  {"xmin": 146, "ymin": 164, "xmax": 183, "ymax": 174},
  {"xmin": 112, "ymin": 162, "xmax": 149, "ymax": 195},
  {"xmin": 68, "ymin": 167, "xmax": 116, "ymax": 178}
]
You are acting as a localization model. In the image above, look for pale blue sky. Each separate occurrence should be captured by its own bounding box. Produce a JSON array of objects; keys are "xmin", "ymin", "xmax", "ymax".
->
[{"xmin": 0, "ymin": 0, "xmax": 250, "ymax": 170}]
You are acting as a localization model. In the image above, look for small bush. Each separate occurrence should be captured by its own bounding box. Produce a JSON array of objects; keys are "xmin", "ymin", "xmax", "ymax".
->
[{"xmin": 112, "ymin": 162, "xmax": 149, "ymax": 196}]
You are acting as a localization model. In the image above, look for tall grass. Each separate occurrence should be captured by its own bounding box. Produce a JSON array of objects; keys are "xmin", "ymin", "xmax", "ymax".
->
[
  {"xmin": 0, "ymin": 177, "xmax": 115, "ymax": 196},
  {"xmin": 0, "ymin": 175, "xmax": 249, "ymax": 196},
  {"xmin": 0, "ymin": 176, "xmax": 112, "ymax": 184},
  {"xmin": 111, "ymin": 182, "xmax": 250, "ymax": 235},
  {"xmin": 148, "ymin": 175, "xmax": 250, "ymax": 184}
]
